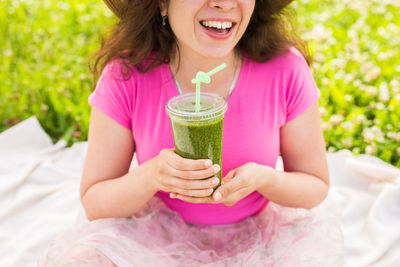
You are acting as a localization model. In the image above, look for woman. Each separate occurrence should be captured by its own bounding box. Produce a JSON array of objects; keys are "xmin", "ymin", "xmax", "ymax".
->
[{"xmin": 40, "ymin": 0, "xmax": 343, "ymax": 266}]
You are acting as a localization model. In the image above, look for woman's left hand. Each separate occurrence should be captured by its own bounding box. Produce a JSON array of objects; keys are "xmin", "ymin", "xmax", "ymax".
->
[
  {"xmin": 211, "ymin": 162, "xmax": 274, "ymax": 206},
  {"xmin": 171, "ymin": 162, "xmax": 276, "ymax": 206}
]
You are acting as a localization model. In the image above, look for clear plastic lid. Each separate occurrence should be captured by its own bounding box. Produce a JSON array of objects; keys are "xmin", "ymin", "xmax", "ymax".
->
[{"xmin": 166, "ymin": 92, "xmax": 227, "ymax": 121}]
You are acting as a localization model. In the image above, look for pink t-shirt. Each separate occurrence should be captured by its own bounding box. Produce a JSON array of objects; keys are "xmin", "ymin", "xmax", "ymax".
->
[{"xmin": 88, "ymin": 48, "xmax": 320, "ymax": 225}]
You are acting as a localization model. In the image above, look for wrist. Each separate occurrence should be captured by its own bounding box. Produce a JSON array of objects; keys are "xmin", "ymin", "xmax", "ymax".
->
[
  {"xmin": 256, "ymin": 164, "xmax": 280, "ymax": 192},
  {"xmin": 147, "ymin": 158, "xmax": 162, "ymax": 194},
  {"xmin": 130, "ymin": 159, "xmax": 159, "ymax": 195}
]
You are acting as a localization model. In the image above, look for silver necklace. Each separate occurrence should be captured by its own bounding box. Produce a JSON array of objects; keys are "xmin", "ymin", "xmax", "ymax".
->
[{"xmin": 172, "ymin": 59, "xmax": 241, "ymax": 97}]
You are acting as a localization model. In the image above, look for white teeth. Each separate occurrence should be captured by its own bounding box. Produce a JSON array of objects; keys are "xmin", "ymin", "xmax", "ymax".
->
[{"xmin": 201, "ymin": 21, "xmax": 233, "ymax": 29}]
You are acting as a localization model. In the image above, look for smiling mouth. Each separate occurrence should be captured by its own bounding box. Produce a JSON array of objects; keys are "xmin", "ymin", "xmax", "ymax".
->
[{"xmin": 200, "ymin": 20, "xmax": 235, "ymax": 34}]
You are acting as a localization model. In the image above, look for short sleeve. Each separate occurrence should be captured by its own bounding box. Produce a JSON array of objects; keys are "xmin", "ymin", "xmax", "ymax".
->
[
  {"xmin": 88, "ymin": 62, "xmax": 135, "ymax": 130},
  {"xmin": 285, "ymin": 52, "xmax": 320, "ymax": 123}
]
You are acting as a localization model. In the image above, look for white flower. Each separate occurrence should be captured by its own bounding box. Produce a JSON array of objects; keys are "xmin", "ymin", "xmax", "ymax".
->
[
  {"xmin": 365, "ymin": 145, "xmax": 374, "ymax": 155},
  {"xmin": 355, "ymin": 114, "xmax": 367, "ymax": 124},
  {"xmin": 40, "ymin": 104, "xmax": 49, "ymax": 111},
  {"xmin": 322, "ymin": 122, "xmax": 332, "ymax": 131},
  {"xmin": 365, "ymin": 143, "xmax": 377, "ymax": 155},
  {"xmin": 353, "ymin": 79, "xmax": 362, "ymax": 87},
  {"xmin": 318, "ymin": 10, "xmax": 332, "ymax": 21},
  {"xmin": 330, "ymin": 114, "xmax": 344, "ymax": 125},
  {"xmin": 378, "ymin": 52, "xmax": 388, "ymax": 61},
  {"xmin": 385, "ymin": 13, "xmax": 394, "ymax": 21},
  {"xmin": 387, "ymin": 23, "xmax": 397, "ymax": 32},
  {"xmin": 390, "ymin": 79, "xmax": 399, "ymax": 94},
  {"xmin": 57, "ymin": 2, "xmax": 70, "ymax": 10},
  {"xmin": 345, "ymin": 74, "xmax": 355, "ymax": 83},
  {"xmin": 377, "ymin": 27, "xmax": 389, "ymax": 38},
  {"xmin": 342, "ymin": 121, "xmax": 354, "ymax": 131},
  {"xmin": 361, "ymin": 62, "xmax": 373, "ymax": 73},
  {"xmin": 365, "ymin": 66, "xmax": 381, "ymax": 82},
  {"xmin": 77, "ymin": 3, "xmax": 85, "ymax": 12},
  {"xmin": 319, "ymin": 107, "xmax": 327, "ymax": 116},
  {"xmin": 387, "ymin": 132, "xmax": 396, "ymax": 139},
  {"xmin": 376, "ymin": 103, "xmax": 385, "ymax": 110},
  {"xmin": 346, "ymin": 42, "xmax": 358, "ymax": 52},
  {"xmin": 334, "ymin": 70, "xmax": 345, "ymax": 80},
  {"xmin": 63, "ymin": 71, "xmax": 73, "ymax": 78},
  {"xmin": 303, "ymin": 24, "xmax": 332, "ymax": 41},
  {"xmin": 344, "ymin": 94, "xmax": 353, "ymax": 101},
  {"xmin": 375, "ymin": 5, "xmax": 385, "ymax": 14},
  {"xmin": 314, "ymin": 53, "xmax": 326, "ymax": 62},
  {"xmin": 390, "ymin": 79, "xmax": 399, "ymax": 88},
  {"xmin": 322, "ymin": 78, "xmax": 330, "ymax": 85},
  {"xmin": 343, "ymin": 137, "xmax": 353, "ymax": 148},
  {"xmin": 352, "ymin": 52, "xmax": 363, "ymax": 62},
  {"xmin": 328, "ymin": 147, "xmax": 336, "ymax": 153},
  {"xmin": 4, "ymin": 50, "xmax": 13, "ymax": 57},
  {"xmin": 312, "ymin": 63, "xmax": 320, "ymax": 71},
  {"xmin": 379, "ymin": 82, "xmax": 390, "ymax": 102},
  {"xmin": 335, "ymin": 58, "xmax": 347, "ymax": 69},
  {"xmin": 363, "ymin": 129, "xmax": 375, "ymax": 143},
  {"xmin": 366, "ymin": 86, "xmax": 378, "ymax": 96}
]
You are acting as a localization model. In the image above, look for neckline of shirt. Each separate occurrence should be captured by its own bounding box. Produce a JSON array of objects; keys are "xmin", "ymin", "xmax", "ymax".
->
[{"xmin": 163, "ymin": 55, "xmax": 250, "ymax": 108}]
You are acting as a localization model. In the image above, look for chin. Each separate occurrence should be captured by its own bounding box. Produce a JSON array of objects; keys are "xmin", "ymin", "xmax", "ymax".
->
[{"xmin": 197, "ymin": 46, "xmax": 236, "ymax": 59}]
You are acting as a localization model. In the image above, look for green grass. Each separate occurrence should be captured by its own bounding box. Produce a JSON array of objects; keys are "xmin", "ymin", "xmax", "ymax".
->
[
  {"xmin": 1, "ymin": 0, "xmax": 400, "ymax": 167},
  {"xmin": 292, "ymin": 0, "xmax": 400, "ymax": 166},
  {"xmin": 0, "ymin": 0, "xmax": 116, "ymax": 142}
]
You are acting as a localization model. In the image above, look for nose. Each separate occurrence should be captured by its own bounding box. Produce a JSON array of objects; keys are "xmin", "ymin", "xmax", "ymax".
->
[{"xmin": 208, "ymin": 0, "xmax": 237, "ymax": 10}]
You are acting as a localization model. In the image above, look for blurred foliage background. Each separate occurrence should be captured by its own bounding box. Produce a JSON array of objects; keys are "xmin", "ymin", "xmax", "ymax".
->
[{"xmin": 1, "ymin": 0, "xmax": 399, "ymax": 166}]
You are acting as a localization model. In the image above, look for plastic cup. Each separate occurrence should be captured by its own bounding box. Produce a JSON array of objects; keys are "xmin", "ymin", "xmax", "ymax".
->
[{"xmin": 166, "ymin": 92, "xmax": 228, "ymax": 189}]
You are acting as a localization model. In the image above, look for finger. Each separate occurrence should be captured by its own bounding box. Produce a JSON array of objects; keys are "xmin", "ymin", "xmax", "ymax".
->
[
  {"xmin": 217, "ymin": 187, "xmax": 250, "ymax": 206},
  {"xmin": 213, "ymin": 175, "xmax": 243, "ymax": 201},
  {"xmin": 173, "ymin": 164, "xmax": 220, "ymax": 180},
  {"xmin": 162, "ymin": 149, "xmax": 213, "ymax": 171},
  {"xmin": 161, "ymin": 175, "xmax": 218, "ymax": 195},
  {"xmin": 172, "ymin": 176, "xmax": 220, "ymax": 190},
  {"xmin": 172, "ymin": 187, "xmax": 215, "ymax": 198},
  {"xmin": 221, "ymin": 169, "xmax": 235, "ymax": 185},
  {"xmin": 174, "ymin": 194, "xmax": 216, "ymax": 204}
]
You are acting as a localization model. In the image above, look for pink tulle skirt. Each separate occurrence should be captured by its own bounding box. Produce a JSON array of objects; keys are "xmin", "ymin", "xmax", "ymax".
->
[{"xmin": 38, "ymin": 197, "xmax": 343, "ymax": 266}]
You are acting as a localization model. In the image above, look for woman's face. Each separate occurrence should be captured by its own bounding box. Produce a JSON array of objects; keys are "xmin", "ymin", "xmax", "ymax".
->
[{"xmin": 164, "ymin": 0, "xmax": 255, "ymax": 59}]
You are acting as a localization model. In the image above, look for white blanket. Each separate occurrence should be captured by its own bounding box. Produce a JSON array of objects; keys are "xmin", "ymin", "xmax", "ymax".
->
[{"xmin": 0, "ymin": 117, "xmax": 399, "ymax": 267}]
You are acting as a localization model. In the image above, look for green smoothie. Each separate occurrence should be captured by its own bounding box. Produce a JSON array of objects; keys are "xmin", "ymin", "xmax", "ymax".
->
[
  {"xmin": 171, "ymin": 116, "xmax": 224, "ymax": 187},
  {"xmin": 166, "ymin": 93, "xmax": 227, "ymax": 190}
]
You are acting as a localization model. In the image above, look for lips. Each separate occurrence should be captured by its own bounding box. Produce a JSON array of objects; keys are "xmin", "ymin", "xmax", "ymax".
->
[{"xmin": 199, "ymin": 19, "xmax": 236, "ymax": 40}]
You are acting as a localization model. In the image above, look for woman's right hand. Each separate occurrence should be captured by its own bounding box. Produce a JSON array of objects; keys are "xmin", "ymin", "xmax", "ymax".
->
[{"xmin": 150, "ymin": 148, "xmax": 221, "ymax": 198}]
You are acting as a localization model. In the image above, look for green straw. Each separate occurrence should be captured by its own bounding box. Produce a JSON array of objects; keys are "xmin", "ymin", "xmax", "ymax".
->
[
  {"xmin": 191, "ymin": 63, "xmax": 227, "ymax": 112},
  {"xmin": 207, "ymin": 63, "xmax": 227, "ymax": 76}
]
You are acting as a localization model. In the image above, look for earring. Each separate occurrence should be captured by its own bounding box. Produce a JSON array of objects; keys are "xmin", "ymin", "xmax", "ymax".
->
[{"xmin": 162, "ymin": 15, "xmax": 167, "ymax": 26}]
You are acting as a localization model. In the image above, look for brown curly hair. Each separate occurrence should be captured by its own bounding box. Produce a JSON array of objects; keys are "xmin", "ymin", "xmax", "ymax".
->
[{"xmin": 90, "ymin": 0, "xmax": 311, "ymax": 80}]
